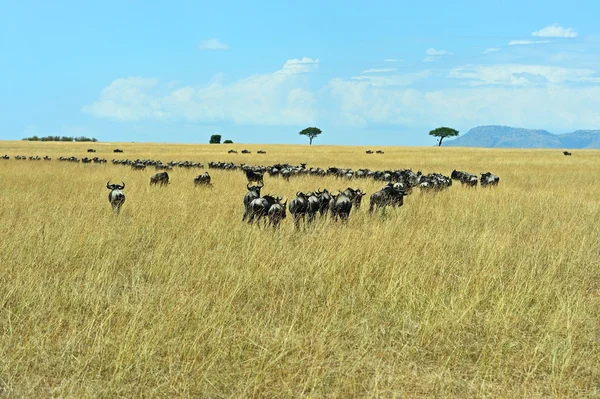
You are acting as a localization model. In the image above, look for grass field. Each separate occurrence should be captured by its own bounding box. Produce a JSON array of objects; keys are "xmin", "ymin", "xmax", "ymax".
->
[{"xmin": 1, "ymin": 141, "xmax": 599, "ymax": 397}]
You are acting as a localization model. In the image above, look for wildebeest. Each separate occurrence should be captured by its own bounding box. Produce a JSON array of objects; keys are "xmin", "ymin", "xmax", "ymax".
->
[
  {"xmin": 242, "ymin": 181, "xmax": 264, "ymax": 221},
  {"xmin": 247, "ymin": 195, "xmax": 281, "ymax": 225},
  {"xmin": 107, "ymin": 181, "xmax": 125, "ymax": 214},
  {"xmin": 150, "ymin": 172, "xmax": 169, "ymax": 186},
  {"xmin": 194, "ymin": 172, "xmax": 211, "ymax": 186},
  {"xmin": 563, "ymin": 151, "xmax": 572, "ymax": 156},
  {"xmin": 342, "ymin": 187, "xmax": 366, "ymax": 209},
  {"xmin": 306, "ymin": 192, "xmax": 321, "ymax": 223},
  {"xmin": 88, "ymin": 149, "xmax": 96, "ymax": 153},
  {"xmin": 131, "ymin": 162, "xmax": 146, "ymax": 171},
  {"xmin": 376, "ymin": 150, "xmax": 384, "ymax": 154},
  {"xmin": 288, "ymin": 192, "xmax": 309, "ymax": 228},
  {"xmin": 316, "ymin": 189, "xmax": 332, "ymax": 216},
  {"xmin": 369, "ymin": 183, "xmax": 407, "ymax": 214},
  {"xmin": 241, "ymin": 149, "xmax": 251, "ymax": 154},
  {"xmin": 228, "ymin": 149, "xmax": 238, "ymax": 154},
  {"xmin": 451, "ymin": 170, "xmax": 478, "ymax": 187},
  {"xmin": 480, "ymin": 172, "xmax": 500, "ymax": 187},
  {"xmin": 1, "ymin": 155, "xmax": 9, "ymax": 160},
  {"xmin": 245, "ymin": 169, "xmax": 264, "ymax": 183},
  {"xmin": 113, "ymin": 149, "xmax": 123, "ymax": 153},
  {"xmin": 329, "ymin": 193, "xmax": 353, "ymax": 221},
  {"xmin": 267, "ymin": 198, "xmax": 287, "ymax": 228},
  {"xmin": 257, "ymin": 150, "xmax": 267, "ymax": 154},
  {"xmin": 366, "ymin": 150, "xmax": 373, "ymax": 154},
  {"xmin": 43, "ymin": 156, "xmax": 51, "ymax": 161}
]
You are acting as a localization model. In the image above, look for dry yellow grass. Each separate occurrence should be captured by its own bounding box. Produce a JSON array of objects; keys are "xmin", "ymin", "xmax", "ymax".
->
[{"xmin": 1, "ymin": 141, "xmax": 599, "ymax": 397}]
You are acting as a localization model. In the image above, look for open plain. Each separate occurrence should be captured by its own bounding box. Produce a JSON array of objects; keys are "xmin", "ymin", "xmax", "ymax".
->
[{"xmin": 1, "ymin": 141, "xmax": 599, "ymax": 397}]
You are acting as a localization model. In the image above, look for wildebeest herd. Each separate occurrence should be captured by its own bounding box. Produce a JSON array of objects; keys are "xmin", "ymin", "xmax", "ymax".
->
[{"xmin": 3, "ymin": 151, "xmax": 502, "ymax": 228}]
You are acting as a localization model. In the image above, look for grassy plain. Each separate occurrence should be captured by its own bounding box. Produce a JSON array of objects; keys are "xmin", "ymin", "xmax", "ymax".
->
[{"xmin": 1, "ymin": 140, "xmax": 599, "ymax": 397}]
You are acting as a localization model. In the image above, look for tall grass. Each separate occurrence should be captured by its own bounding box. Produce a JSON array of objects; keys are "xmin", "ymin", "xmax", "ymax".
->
[{"xmin": 1, "ymin": 141, "xmax": 599, "ymax": 397}]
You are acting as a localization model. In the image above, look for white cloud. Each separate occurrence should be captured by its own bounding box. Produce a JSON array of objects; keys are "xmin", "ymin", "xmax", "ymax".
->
[
  {"xmin": 351, "ymin": 71, "xmax": 431, "ymax": 87},
  {"xmin": 426, "ymin": 48, "xmax": 453, "ymax": 56},
  {"xmin": 448, "ymin": 64, "xmax": 598, "ymax": 86},
  {"xmin": 198, "ymin": 38, "xmax": 229, "ymax": 50},
  {"xmin": 361, "ymin": 68, "xmax": 396, "ymax": 74},
  {"xmin": 483, "ymin": 48, "xmax": 500, "ymax": 54},
  {"xmin": 84, "ymin": 59, "xmax": 319, "ymax": 125},
  {"xmin": 532, "ymin": 24, "xmax": 578, "ymax": 38},
  {"xmin": 508, "ymin": 40, "xmax": 551, "ymax": 45},
  {"xmin": 326, "ymin": 78, "xmax": 600, "ymax": 130},
  {"xmin": 384, "ymin": 59, "xmax": 398, "ymax": 62}
]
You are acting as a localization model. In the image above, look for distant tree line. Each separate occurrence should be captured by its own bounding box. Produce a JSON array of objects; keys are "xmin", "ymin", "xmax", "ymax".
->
[{"xmin": 22, "ymin": 136, "xmax": 98, "ymax": 142}]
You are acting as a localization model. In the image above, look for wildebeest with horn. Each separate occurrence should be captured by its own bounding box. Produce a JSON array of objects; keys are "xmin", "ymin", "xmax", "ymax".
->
[
  {"xmin": 247, "ymin": 195, "xmax": 281, "ymax": 226},
  {"xmin": 107, "ymin": 181, "xmax": 125, "ymax": 214},
  {"xmin": 369, "ymin": 183, "xmax": 407, "ymax": 214},
  {"xmin": 329, "ymin": 192, "xmax": 353, "ymax": 222},
  {"xmin": 342, "ymin": 187, "xmax": 366, "ymax": 209},
  {"xmin": 288, "ymin": 191, "xmax": 309, "ymax": 228},
  {"xmin": 242, "ymin": 181, "xmax": 264, "ymax": 221},
  {"xmin": 268, "ymin": 197, "xmax": 287, "ymax": 228}
]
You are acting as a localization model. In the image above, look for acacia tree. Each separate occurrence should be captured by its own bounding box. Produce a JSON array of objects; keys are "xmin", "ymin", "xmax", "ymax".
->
[
  {"xmin": 429, "ymin": 127, "xmax": 459, "ymax": 146},
  {"xmin": 209, "ymin": 134, "xmax": 222, "ymax": 144},
  {"xmin": 299, "ymin": 127, "xmax": 322, "ymax": 145}
]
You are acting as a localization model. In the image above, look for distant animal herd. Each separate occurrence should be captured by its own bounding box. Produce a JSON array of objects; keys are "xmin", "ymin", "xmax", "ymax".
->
[{"xmin": 1, "ymin": 147, "xmax": 528, "ymax": 228}]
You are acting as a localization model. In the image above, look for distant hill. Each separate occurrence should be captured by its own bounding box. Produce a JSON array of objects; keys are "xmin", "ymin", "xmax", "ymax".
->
[{"xmin": 445, "ymin": 126, "xmax": 600, "ymax": 149}]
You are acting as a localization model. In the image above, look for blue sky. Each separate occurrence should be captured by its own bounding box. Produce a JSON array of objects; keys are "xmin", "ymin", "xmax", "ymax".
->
[{"xmin": 2, "ymin": 0, "xmax": 600, "ymax": 145}]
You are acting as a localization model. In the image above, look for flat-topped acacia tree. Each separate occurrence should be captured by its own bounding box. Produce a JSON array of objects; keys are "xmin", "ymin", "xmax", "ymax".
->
[
  {"xmin": 299, "ymin": 127, "xmax": 322, "ymax": 145},
  {"xmin": 429, "ymin": 127, "xmax": 459, "ymax": 146}
]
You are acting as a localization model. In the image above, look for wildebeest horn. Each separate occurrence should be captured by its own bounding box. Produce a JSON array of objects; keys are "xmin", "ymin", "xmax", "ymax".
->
[
  {"xmin": 106, "ymin": 181, "xmax": 112, "ymax": 189},
  {"xmin": 120, "ymin": 181, "xmax": 125, "ymax": 189},
  {"xmin": 247, "ymin": 182, "xmax": 251, "ymax": 190},
  {"xmin": 258, "ymin": 181, "xmax": 264, "ymax": 188},
  {"xmin": 296, "ymin": 191, "xmax": 303, "ymax": 197}
]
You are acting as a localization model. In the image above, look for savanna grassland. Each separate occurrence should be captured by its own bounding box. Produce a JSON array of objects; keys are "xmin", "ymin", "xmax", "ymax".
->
[{"xmin": 1, "ymin": 141, "xmax": 599, "ymax": 398}]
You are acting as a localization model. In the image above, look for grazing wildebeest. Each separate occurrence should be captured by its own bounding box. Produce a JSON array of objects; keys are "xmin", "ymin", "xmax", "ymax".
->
[
  {"xmin": 1, "ymin": 155, "xmax": 9, "ymax": 160},
  {"xmin": 228, "ymin": 149, "xmax": 238, "ymax": 154},
  {"xmin": 366, "ymin": 150, "xmax": 373, "ymax": 154},
  {"xmin": 245, "ymin": 169, "xmax": 264, "ymax": 183},
  {"xmin": 241, "ymin": 149, "xmax": 251, "ymax": 154},
  {"xmin": 150, "ymin": 172, "xmax": 169, "ymax": 186},
  {"xmin": 257, "ymin": 150, "xmax": 267, "ymax": 154},
  {"xmin": 194, "ymin": 172, "xmax": 211, "ymax": 186},
  {"xmin": 369, "ymin": 183, "xmax": 407, "ymax": 214},
  {"xmin": 113, "ymin": 149, "xmax": 123, "ymax": 153},
  {"xmin": 107, "ymin": 181, "xmax": 125, "ymax": 214},
  {"xmin": 288, "ymin": 192, "xmax": 309, "ymax": 228},
  {"xmin": 132, "ymin": 162, "xmax": 146, "ymax": 170},
  {"xmin": 268, "ymin": 198, "xmax": 287, "ymax": 228},
  {"xmin": 480, "ymin": 172, "xmax": 500, "ymax": 187},
  {"xmin": 88, "ymin": 149, "xmax": 96, "ymax": 153},
  {"xmin": 563, "ymin": 151, "xmax": 572, "ymax": 156},
  {"xmin": 247, "ymin": 195, "xmax": 280, "ymax": 225},
  {"xmin": 376, "ymin": 150, "xmax": 384, "ymax": 154},
  {"xmin": 43, "ymin": 156, "xmax": 51, "ymax": 161},
  {"xmin": 242, "ymin": 181, "xmax": 264, "ymax": 221},
  {"xmin": 342, "ymin": 187, "xmax": 366, "ymax": 209},
  {"xmin": 329, "ymin": 193, "xmax": 353, "ymax": 221}
]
